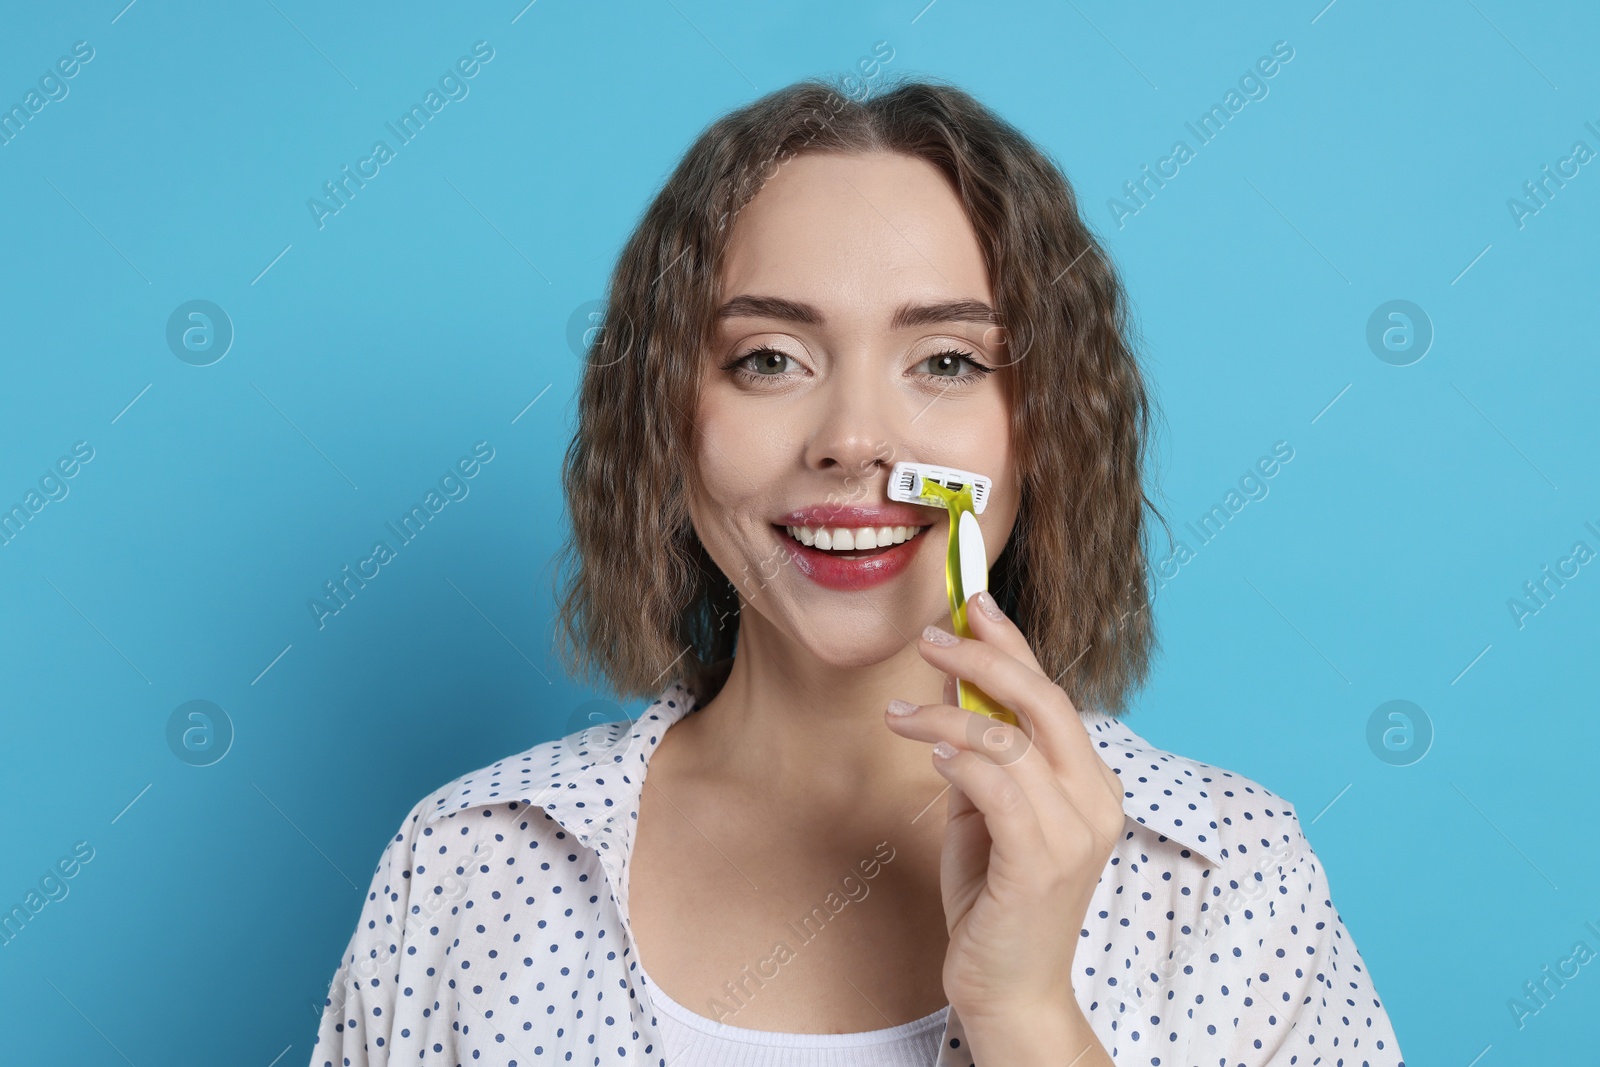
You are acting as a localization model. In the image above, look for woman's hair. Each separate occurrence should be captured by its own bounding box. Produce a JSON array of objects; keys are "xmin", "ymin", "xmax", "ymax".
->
[{"xmin": 553, "ymin": 74, "xmax": 1170, "ymax": 717}]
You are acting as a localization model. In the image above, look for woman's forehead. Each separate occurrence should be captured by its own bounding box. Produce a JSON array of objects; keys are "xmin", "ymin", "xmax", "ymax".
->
[{"xmin": 716, "ymin": 156, "xmax": 993, "ymax": 326}]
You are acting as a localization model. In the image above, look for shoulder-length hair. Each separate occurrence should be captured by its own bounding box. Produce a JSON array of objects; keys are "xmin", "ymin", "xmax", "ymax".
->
[{"xmin": 553, "ymin": 74, "xmax": 1170, "ymax": 717}]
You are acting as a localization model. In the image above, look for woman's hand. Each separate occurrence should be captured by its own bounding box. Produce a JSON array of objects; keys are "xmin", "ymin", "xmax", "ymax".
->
[{"xmin": 883, "ymin": 589, "xmax": 1123, "ymax": 1063}]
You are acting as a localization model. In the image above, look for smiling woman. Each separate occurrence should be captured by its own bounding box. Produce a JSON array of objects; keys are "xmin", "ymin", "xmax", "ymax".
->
[
  {"xmin": 559, "ymin": 87, "xmax": 1157, "ymax": 719},
  {"xmin": 310, "ymin": 76, "xmax": 1405, "ymax": 1067}
]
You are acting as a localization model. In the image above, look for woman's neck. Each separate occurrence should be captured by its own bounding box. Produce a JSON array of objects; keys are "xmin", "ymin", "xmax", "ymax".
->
[{"xmin": 670, "ymin": 615, "xmax": 953, "ymax": 812}]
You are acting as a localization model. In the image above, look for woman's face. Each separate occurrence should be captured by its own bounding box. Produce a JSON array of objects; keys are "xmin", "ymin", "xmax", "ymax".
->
[{"xmin": 690, "ymin": 149, "xmax": 1020, "ymax": 670}]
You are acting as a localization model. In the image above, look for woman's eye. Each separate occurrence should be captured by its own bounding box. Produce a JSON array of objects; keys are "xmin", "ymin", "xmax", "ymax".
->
[
  {"xmin": 725, "ymin": 346, "xmax": 990, "ymax": 384},
  {"xmin": 736, "ymin": 347, "xmax": 793, "ymax": 375},
  {"xmin": 921, "ymin": 349, "xmax": 990, "ymax": 378}
]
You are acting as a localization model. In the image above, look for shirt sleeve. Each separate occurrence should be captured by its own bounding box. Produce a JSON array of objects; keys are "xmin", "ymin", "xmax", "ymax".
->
[
  {"xmin": 1191, "ymin": 819, "xmax": 1406, "ymax": 1067},
  {"xmin": 307, "ymin": 801, "xmax": 422, "ymax": 1067}
]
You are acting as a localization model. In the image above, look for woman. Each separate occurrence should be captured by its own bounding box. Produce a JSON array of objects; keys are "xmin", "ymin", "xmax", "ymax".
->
[{"xmin": 311, "ymin": 77, "xmax": 1405, "ymax": 1066}]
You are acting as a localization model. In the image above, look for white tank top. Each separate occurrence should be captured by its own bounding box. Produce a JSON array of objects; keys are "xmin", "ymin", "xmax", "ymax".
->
[{"xmin": 640, "ymin": 960, "xmax": 949, "ymax": 1066}]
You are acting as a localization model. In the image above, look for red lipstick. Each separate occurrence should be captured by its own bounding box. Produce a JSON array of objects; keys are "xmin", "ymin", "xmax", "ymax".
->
[
  {"xmin": 774, "ymin": 503, "xmax": 932, "ymax": 528},
  {"xmin": 771, "ymin": 505, "xmax": 936, "ymax": 592}
]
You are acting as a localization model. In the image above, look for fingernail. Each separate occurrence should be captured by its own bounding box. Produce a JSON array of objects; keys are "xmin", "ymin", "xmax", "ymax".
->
[
  {"xmin": 922, "ymin": 625, "xmax": 959, "ymax": 647},
  {"xmin": 973, "ymin": 589, "xmax": 1003, "ymax": 622},
  {"xmin": 932, "ymin": 741, "xmax": 958, "ymax": 759},
  {"xmin": 886, "ymin": 699, "xmax": 919, "ymax": 717}
]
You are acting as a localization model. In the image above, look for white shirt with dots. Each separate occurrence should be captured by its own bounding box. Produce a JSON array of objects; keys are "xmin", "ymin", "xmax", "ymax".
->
[{"xmin": 310, "ymin": 680, "xmax": 1406, "ymax": 1066}]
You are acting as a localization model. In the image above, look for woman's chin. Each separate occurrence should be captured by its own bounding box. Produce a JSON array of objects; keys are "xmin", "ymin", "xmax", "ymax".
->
[
  {"xmin": 740, "ymin": 591, "xmax": 945, "ymax": 671},
  {"xmin": 788, "ymin": 628, "xmax": 927, "ymax": 672}
]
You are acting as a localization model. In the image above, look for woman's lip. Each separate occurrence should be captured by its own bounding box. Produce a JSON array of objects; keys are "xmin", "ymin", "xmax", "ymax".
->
[
  {"xmin": 775, "ymin": 503, "xmax": 934, "ymax": 528},
  {"xmin": 773, "ymin": 524, "xmax": 930, "ymax": 591}
]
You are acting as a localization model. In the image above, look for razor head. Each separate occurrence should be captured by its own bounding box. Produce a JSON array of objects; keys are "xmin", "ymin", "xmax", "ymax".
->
[{"xmin": 888, "ymin": 461, "xmax": 992, "ymax": 515}]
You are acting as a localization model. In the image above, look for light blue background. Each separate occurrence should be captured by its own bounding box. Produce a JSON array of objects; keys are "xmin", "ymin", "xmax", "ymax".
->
[{"xmin": 1, "ymin": 1, "xmax": 1595, "ymax": 1063}]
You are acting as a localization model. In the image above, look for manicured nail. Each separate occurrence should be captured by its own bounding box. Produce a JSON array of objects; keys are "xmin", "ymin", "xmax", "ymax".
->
[
  {"xmin": 973, "ymin": 589, "xmax": 1004, "ymax": 622},
  {"xmin": 886, "ymin": 699, "xmax": 919, "ymax": 717},
  {"xmin": 932, "ymin": 741, "xmax": 958, "ymax": 759},
  {"xmin": 922, "ymin": 625, "xmax": 959, "ymax": 647}
]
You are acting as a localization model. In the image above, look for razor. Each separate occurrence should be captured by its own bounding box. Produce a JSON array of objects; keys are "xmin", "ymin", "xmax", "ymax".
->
[{"xmin": 888, "ymin": 461, "xmax": 1018, "ymax": 726}]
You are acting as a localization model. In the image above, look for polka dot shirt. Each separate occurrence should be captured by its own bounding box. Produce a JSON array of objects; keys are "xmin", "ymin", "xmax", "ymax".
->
[{"xmin": 310, "ymin": 681, "xmax": 1405, "ymax": 1066}]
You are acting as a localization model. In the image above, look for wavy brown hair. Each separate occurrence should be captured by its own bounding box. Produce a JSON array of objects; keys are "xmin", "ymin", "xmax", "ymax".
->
[{"xmin": 552, "ymin": 74, "xmax": 1170, "ymax": 717}]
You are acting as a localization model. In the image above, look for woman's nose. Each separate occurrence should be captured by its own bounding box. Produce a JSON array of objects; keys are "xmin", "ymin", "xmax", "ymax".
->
[{"xmin": 801, "ymin": 374, "xmax": 901, "ymax": 478}]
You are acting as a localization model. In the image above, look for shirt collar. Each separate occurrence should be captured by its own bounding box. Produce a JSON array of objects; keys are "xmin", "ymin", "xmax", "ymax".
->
[
  {"xmin": 424, "ymin": 680, "xmax": 1227, "ymax": 868},
  {"xmin": 1078, "ymin": 710, "xmax": 1228, "ymax": 866}
]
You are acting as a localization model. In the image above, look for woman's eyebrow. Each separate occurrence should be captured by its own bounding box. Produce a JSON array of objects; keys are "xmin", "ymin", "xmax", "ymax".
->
[{"xmin": 714, "ymin": 294, "xmax": 1000, "ymax": 328}]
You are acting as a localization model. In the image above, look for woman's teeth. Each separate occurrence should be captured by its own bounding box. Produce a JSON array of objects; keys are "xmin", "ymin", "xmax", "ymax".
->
[{"xmin": 784, "ymin": 524, "xmax": 927, "ymax": 552}]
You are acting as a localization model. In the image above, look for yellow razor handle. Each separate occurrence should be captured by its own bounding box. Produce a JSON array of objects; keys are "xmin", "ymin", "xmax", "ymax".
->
[{"xmin": 917, "ymin": 481, "xmax": 1018, "ymax": 727}]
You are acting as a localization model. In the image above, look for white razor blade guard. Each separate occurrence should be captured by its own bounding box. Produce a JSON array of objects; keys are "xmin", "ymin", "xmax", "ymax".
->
[{"xmin": 888, "ymin": 462, "xmax": 992, "ymax": 515}]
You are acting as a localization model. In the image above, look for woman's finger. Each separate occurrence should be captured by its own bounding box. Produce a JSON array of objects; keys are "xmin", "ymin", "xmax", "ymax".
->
[
  {"xmin": 889, "ymin": 699, "xmax": 1062, "ymax": 795},
  {"xmin": 923, "ymin": 736, "xmax": 1050, "ymax": 868},
  {"xmin": 889, "ymin": 699, "xmax": 1122, "ymax": 854},
  {"xmin": 963, "ymin": 590, "xmax": 1046, "ymax": 678},
  {"xmin": 918, "ymin": 622, "xmax": 1102, "ymax": 785}
]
